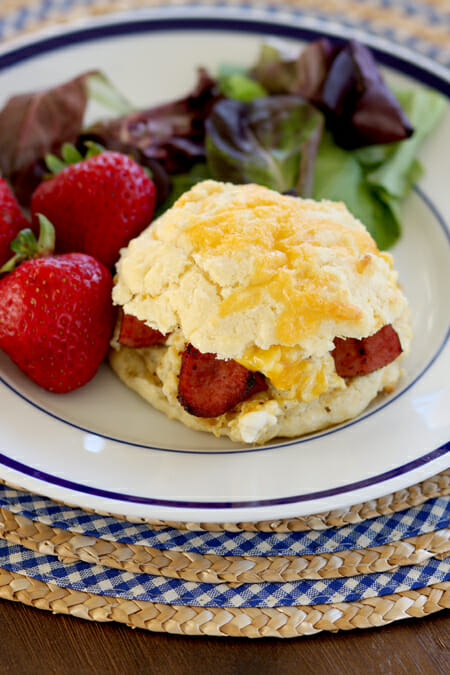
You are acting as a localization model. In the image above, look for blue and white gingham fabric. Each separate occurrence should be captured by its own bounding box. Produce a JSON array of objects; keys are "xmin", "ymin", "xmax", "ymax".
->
[
  {"xmin": 1, "ymin": 483, "xmax": 448, "ymax": 605},
  {"xmin": 0, "ymin": 484, "xmax": 448, "ymax": 557},
  {"xmin": 0, "ymin": 538, "xmax": 448, "ymax": 607}
]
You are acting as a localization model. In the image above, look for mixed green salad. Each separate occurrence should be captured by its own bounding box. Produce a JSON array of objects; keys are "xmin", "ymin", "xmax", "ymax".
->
[{"xmin": 0, "ymin": 38, "xmax": 445, "ymax": 250}]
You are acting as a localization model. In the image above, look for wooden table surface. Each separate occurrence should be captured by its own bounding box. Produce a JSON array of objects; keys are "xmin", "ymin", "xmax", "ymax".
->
[{"xmin": 1, "ymin": 599, "xmax": 448, "ymax": 674}]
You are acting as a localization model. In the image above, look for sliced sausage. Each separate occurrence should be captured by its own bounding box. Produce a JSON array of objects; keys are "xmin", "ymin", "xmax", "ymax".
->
[
  {"xmin": 178, "ymin": 344, "xmax": 268, "ymax": 418},
  {"xmin": 332, "ymin": 324, "xmax": 402, "ymax": 378},
  {"xmin": 118, "ymin": 311, "xmax": 166, "ymax": 348}
]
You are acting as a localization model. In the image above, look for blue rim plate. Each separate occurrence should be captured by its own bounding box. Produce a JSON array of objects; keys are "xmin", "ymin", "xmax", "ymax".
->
[{"xmin": 0, "ymin": 6, "xmax": 448, "ymax": 521}]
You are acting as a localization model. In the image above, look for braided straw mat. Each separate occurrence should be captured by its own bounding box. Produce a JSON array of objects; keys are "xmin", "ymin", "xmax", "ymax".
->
[
  {"xmin": 0, "ymin": 471, "xmax": 448, "ymax": 636},
  {"xmin": 0, "ymin": 0, "xmax": 449, "ymax": 638}
]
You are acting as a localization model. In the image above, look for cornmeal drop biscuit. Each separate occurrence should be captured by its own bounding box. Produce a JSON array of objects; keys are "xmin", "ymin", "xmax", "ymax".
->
[{"xmin": 110, "ymin": 180, "xmax": 411, "ymax": 444}]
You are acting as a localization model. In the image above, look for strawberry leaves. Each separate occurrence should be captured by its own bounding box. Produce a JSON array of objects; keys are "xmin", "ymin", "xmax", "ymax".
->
[
  {"xmin": 44, "ymin": 141, "xmax": 105, "ymax": 176},
  {"xmin": 0, "ymin": 214, "xmax": 55, "ymax": 273}
]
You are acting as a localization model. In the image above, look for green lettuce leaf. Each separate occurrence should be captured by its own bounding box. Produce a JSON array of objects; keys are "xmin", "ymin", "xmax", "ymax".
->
[
  {"xmin": 217, "ymin": 65, "xmax": 268, "ymax": 102},
  {"xmin": 154, "ymin": 163, "xmax": 213, "ymax": 218},
  {"xmin": 358, "ymin": 87, "xmax": 446, "ymax": 199},
  {"xmin": 205, "ymin": 96, "xmax": 324, "ymax": 195},
  {"xmin": 86, "ymin": 72, "xmax": 134, "ymax": 116},
  {"xmin": 313, "ymin": 85, "xmax": 446, "ymax": 249},
  {"xmin": 312, "ymin": 132, "xmax": 401, "ymax": 249}
]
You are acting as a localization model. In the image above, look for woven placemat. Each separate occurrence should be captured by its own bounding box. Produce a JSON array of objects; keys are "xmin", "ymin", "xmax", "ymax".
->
[
  {"xmin": 0, "ymin": 474, "xmax": 449, "ymax": 583},
  {"xmin": 1, "ymin": 507, "xmax": 449, "ymax": 583},
  {"xmin": 0, "ymin": 473, "xmax": 448, "ymax": 636},
  {"xmin": 0, "ymin": 509, "xmax": 450, "ymax": 583},
  {"xmin": 0, "ymin": 0, "xmax": 448, "ymax": 637},
  {"xmin": 1, "ymin": 568, "xmax": 448, "ymax": 637}
]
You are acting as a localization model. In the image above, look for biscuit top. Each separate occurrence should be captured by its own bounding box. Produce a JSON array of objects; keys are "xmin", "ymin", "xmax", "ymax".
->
[{"xmin": 113, "ymin": 181, "xmax": 408, "ymax": 389}]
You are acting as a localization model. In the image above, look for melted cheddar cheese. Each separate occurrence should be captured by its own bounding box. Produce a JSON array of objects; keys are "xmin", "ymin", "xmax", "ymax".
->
[{"xmin": 236, "ymin": 345, "xmax": 344, "ymax": 401}]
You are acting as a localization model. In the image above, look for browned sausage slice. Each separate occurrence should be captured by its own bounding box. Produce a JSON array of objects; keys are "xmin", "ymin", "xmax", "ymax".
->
[
  {"xmin": 332, "ymin": 324, "xmax": 402, "ymax": 378},
  {"xmin": 118, "ymin": 311, "xmax": 166, "ymax": 348},
  {"xmin": 178, "ymin": 344, "xmax": 268, "ymax": 418}
]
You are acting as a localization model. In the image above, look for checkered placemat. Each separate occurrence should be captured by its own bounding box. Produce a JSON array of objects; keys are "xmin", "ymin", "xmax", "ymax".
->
[
  {"xmin": 0, "ymin": 538, "xmax": 448, "ymax": 607},
  {"xmin": 0, "ymin": 479, "xmax": 448, "ymax": 606},
  {"xmin": 0, "ymin": 483, "xmax": 448, "ymax": 557}
]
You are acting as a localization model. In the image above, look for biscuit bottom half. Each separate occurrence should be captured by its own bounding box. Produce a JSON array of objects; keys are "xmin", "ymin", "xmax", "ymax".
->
[{"xmin": 108, "ymin": 316, "xmax": 410, "ymax": 445}]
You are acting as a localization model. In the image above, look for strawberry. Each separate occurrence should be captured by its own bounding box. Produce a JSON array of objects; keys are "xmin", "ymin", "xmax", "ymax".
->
[
  {"xmin": 0, "ymin": 177, "xmax": 29, "ymax": 267},
  {"xmin": 30, "ymin": 147, "xmax": 156, "ymax": 269},
  {"xmin": 0, "ymin": 216, "xmax": 115, "ymax": 393}
]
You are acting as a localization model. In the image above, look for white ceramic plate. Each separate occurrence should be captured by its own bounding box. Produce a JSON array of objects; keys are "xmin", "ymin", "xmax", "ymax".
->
[{"xmin": 0, "ymin": 6, "xmax": 448, "ymax": 522}]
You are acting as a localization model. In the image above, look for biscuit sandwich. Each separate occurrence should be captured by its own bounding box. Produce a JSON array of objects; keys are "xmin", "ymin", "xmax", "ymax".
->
[{"xmin": 109, "ymin": 180, "xmax": 412, "ymax": 444}]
